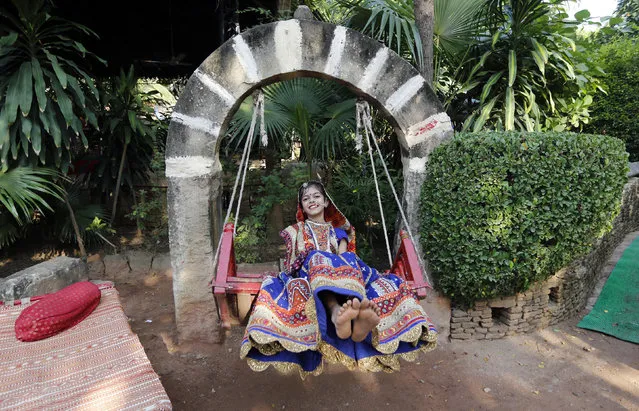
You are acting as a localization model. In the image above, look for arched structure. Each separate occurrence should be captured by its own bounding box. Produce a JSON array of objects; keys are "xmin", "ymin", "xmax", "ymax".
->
[{"xmin": 166, "ymin": 16, "xmax": 453, "ymax": 343}]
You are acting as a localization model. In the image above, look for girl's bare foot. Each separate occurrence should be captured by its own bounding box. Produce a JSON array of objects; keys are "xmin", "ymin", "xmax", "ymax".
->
[
  {"xmin": 352, "ymin": 298, "xmax": 381, "ymax": 342},
  {"xmin": 332, "ymin": 298, "xmax": 360, "ymax": 339}
]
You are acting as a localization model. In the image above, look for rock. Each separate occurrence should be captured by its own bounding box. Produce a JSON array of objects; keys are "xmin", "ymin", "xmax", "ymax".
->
[{"xmin": 0, "ymin": 257, "xmax": 88, "ymax": 300}]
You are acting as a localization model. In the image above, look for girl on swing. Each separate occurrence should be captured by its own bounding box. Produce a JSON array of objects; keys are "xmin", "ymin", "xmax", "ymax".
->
[{"xmin": 240, "ymin": 180, "xmax": 437, "ymax": 377}]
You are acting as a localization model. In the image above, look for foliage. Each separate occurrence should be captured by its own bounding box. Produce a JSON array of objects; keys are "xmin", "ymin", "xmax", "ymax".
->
[
  {"xmin": 617, "ymin": 0, "xmax": 639, "ymax": 26},
  {"xmin": 452, "ymin": 0, "xmax": 603, "ymax": 133},
  {"xmin": 332, "ymin": 0, "xmax": 424, "ymax": 69},
  {"xmin": 225, "ymin": 78, "xmax": 357, "ymax": 178},
  {"xmin": 420, "ymin": 132, "xmax": 628, "ymax": 305},
  {"xmin": 0, "ymin": 0, "xmax": 103, "ymax": 172},
  {"xmin": 329, "ymin": 154, "xmax": 402, "ymax": 263},
  {"xmin": 51, "ymin": 181, "xmax": 109, "ymax": 247},
  {"xmin": 125, "ymin": 187, "xmax": 168, "ymax": 246},
  {"xmin": 0, "ymin": 167, "xmax": 64, "ymax": 248},
  {"xmin": 584, "ymin": 38, "xmax": 639, "ymax": 161},
  {"xmin": 233, "ymin": 214, "xmax": 265, "ymax": 264},
  {"xmin": 79, "ymin": 66, "xmax": 171, "ymax": 200},
  {"xmin": 231, "ymin": 165, "xmax": 307, "ymax": 263}
]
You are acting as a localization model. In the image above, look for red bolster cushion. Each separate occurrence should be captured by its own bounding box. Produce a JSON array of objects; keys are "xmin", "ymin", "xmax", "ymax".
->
[{"xmin": 15, "ymin": 281, "xmax": 101, "ymax": 342}]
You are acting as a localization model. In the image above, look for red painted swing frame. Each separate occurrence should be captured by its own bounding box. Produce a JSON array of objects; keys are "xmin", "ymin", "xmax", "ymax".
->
[{"xmin": 212, "ymin": 222, "xmax": 430, "ymax": 330}]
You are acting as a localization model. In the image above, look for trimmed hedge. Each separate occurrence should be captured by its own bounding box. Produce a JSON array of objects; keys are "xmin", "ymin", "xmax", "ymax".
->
[{"xmin": 420, "ymin": 132, "xmax": 628, "ymax": 305}]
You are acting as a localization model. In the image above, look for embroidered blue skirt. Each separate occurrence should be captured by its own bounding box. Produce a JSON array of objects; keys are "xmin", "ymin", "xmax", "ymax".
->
[{"xmin": 240, "ymin": 250, "xmax": 437, "ymax": 377}]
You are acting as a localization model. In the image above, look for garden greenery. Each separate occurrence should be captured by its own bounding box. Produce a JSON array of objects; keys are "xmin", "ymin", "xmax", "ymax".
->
[
  {"xmin": 585, "ymin": 38, "xmax": 639, "ymax": 161},
  {"xmin": 420, "ymin": 132, "xmax": 628, "ymax": 305},
  {"xmin": 0, "ymin": 0, "xmax": 103, "ymax": 172}
]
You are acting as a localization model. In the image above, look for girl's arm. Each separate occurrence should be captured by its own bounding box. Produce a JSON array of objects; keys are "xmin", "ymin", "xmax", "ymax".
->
[{"xmin": 338, "ymin": 238, "xmax": 347, "ymax": 254}]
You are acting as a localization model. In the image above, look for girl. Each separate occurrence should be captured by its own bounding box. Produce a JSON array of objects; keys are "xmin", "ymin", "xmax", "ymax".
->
[{"xmin": 240, "ymin": 181, "xmax": 437, "ymax": 377}]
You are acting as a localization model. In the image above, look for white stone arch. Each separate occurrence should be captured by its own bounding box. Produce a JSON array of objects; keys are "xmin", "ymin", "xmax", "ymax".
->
[{"xmin": 166, "ymin": 18, "xmax": 453, "ymax": 343}]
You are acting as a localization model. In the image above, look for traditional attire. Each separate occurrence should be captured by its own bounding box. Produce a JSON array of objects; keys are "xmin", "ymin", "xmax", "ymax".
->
[{"xmin": 240, "ymin": 190, "xmax": 437, "ymax": 377}]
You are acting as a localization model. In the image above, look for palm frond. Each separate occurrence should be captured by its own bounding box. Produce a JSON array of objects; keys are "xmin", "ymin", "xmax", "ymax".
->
[{"xmin": 0, "ymin": 167, "xmax": 64, "ymax": 225}]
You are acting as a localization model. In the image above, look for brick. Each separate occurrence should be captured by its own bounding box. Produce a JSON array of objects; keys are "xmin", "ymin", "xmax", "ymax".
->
[
  {"xmin": 475, "ymin": 327, "xmax": 488, "ymax": 334},
  {"xmin": 462, "ymin": 322, "xmax": 476, "ymax": 328},
  {"xmin": 480, "ymin": 321, "xmax": 493, "ymax": 328},
  {"xmin": 452, "ymin": 309, "xmax": 469, "ymax": 318},
  {"xmin": 451, "ymin": 317, "xmax": 471, "ymax": 323}
]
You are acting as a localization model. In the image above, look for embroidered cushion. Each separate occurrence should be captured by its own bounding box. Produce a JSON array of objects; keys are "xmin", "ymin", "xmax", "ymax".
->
[{"xmin": 15, "ymin": 281, "xmax": 101, "ymax": 342}]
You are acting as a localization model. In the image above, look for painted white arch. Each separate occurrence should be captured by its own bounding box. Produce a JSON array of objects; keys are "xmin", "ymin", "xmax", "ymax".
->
[{"xmin": 165, "ymin": 18, "xmax": 453, "ymax": 344}]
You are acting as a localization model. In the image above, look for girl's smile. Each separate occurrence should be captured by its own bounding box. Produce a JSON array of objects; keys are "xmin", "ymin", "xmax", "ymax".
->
[{"xmin": 301, "ymin": 186, "xmax": 328, "ymax": 221}]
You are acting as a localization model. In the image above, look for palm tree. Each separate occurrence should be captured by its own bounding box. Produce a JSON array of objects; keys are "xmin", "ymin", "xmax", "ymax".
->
[
  {"xmin": 0, "ymin": 167, "xmax": 63, "ymax": 248},
  {"xmin": 225, "ymin": 77, "xmax": 357, "ymax": 179}
]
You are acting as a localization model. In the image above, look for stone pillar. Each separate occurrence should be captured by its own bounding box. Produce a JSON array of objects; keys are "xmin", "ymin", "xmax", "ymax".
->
[{"xmin": 167, "ymin": 167, "xmax": 222, "ymax": 343}]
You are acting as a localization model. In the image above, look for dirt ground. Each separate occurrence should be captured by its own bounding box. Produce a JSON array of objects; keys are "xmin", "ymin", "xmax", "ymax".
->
[{"xmin": 112, "ymin": 271, "xmax": 638, "ymax": 411}]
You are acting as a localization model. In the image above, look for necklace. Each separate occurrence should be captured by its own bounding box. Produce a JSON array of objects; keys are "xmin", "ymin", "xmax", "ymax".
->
[{"xmin": 305, "ymin": 221, "xmax": 331, "ymax": 252}]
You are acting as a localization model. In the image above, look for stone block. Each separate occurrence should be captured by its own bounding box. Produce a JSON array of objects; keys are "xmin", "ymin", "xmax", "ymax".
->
[
  {"xmin": 510, "ymin": 306, "xmax": 523, "ymax": 313},
  {"xmin": 503, "ymin": 311, "xmax": 522, "ymax": 320},
  {"xmin": 452, "ymin": 308, "xmax": 469, "ymax": 318},
  {"xmin": 451, "ymin": 317, "xmax": 471, "ymax": 323},
  {"xmin": 475, "ymin": 327, "xmax": 488, "ymax": 334},
  {"xmin": 462, "ymin": 322, "xmax": 476, "ymax": 328},
  {"xmin": 0, "ymin": 257, "xmax": 88, "ymax": 300},
  {"xmin": 489, "ymin": 296, "xmax": 516, "ymax": 308},
  {"xmin": 480, "ymin": 320, "xmax": 493, "ymax": 328}
]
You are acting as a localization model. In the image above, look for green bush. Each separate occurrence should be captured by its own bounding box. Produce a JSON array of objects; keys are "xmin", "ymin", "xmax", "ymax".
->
[
  {"xmin": 420, "ymin": 132, "xmax": 628, "ymax": 305},
  {"xmin": 585, "ymin": 38, "xmax": 639, "ymax": 161}
]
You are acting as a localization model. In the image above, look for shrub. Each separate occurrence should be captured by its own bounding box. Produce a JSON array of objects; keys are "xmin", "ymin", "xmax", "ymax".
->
[
  {"xmin": 420, "ymin": 132, "xmax": 628, "ymax": 305},
  {"xmin": 585, "ymin": 38, "xmax": 639, "ymax": 161}
]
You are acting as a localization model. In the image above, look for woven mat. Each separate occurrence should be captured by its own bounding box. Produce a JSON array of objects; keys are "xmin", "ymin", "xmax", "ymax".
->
[
  {"xmin": 0, "ymin": 283, "xmax": 172, "ymax": 410},
  {"xmin": 578, "ymin": 235, "xmax": 639, "ymax": 344}
]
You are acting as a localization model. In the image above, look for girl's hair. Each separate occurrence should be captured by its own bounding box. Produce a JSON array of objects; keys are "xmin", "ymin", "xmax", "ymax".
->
[{"xmin": 298, "ymin": 180, "xmax": 327, "ymax": 206}]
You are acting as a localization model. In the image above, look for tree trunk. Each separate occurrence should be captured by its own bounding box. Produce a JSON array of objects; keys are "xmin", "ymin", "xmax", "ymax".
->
[
  {"xmin": 110, "ymin": 141, "xmax": 129, "ymax": 227},
  {"xmin": 130, "ymin": 184, "xmax": 142, "ymax": 236},
  {"xmin": 414, "ymin": 0, "xmax": 435, "ymax": 86},
  {"xmin": 64, "ymin": 192, "xmax": 87, "ymax": 260}
]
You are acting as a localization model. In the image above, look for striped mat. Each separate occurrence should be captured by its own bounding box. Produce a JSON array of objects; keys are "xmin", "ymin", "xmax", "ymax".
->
[{"xmin": 0, "ymin": 282, "xmax": 172, "ymax": 410}]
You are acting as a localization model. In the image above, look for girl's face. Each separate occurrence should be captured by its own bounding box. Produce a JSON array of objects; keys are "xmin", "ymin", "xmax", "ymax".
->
[{"xmin": 300, "ymin": 186, "xmax": 328, "ymax": 220}]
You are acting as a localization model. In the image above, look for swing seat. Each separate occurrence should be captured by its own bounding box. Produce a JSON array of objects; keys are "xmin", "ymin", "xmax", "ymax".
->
[{"xmin": 212, "ymin": 222, "xmax": 430, "ymax": 330}]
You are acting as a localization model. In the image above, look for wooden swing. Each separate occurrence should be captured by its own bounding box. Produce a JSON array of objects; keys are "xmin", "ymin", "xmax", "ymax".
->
[{"xmin": 211, "ymin": 93, "xmax": 431, "ymax": 330}]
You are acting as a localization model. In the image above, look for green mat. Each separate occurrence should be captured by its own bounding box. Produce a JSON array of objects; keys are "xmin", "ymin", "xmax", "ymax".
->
[{"xmin": 578, "ymin": 235, "xmax": 639, "ymax": 343}]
